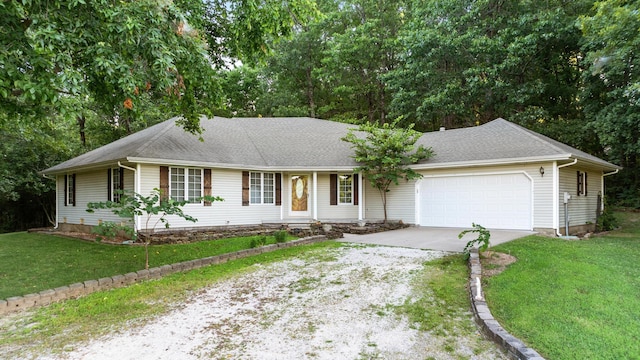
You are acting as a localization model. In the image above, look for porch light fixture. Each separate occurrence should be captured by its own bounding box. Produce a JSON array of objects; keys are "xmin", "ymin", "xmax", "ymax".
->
[{"xmin": 539, "ymin": 166, "xmax": 545, "ymax": 177}]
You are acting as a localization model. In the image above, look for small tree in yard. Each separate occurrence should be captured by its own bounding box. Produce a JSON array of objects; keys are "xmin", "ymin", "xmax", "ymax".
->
[
  {"xmin": 87, "ymin": 189, "xmax": 222, "ymax": 269},
  {"xmin": 342, "ymin": 120, "xmax": 433, "ymax": 222}
]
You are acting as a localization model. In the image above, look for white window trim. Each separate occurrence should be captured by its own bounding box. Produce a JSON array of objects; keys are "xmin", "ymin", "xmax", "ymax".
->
[
  {"xmin": 66, "ymin": 174, "xmax": 75, "ymax": 206},
  {"xmin": 250, "ymin": 172, "xmax": 275, "ymax": 205},
  {"xmin": 169, "ymin": 167, "xmax": 203, "ymax": 204},
  {"xmin": 338, "ymin": 174, "xmax": 353, "ymax": 205},
  {"xmin": 111, "ymin": 168, "xmax": 122, "ymax": 202},
  {"xmin": 578, "ymin": 171, "xmax": 587, "ymax": 196}
]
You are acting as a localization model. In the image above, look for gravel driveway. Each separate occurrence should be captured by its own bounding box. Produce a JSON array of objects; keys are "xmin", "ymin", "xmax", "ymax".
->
[{"xmin": 38, "ymin": 244, "xmax": 505, "ymax": 360}]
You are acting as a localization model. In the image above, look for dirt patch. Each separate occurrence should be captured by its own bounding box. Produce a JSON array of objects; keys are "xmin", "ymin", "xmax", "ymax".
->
[{"xmin": 479, "ymin": 251, "xmax": 517, "ymax": 277}]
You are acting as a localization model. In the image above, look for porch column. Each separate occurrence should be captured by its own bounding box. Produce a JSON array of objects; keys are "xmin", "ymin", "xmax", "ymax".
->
[
  {"xmin": 313, "ymin": 171, "xmax": 318, "ymax": 220},
  {"xmin": 358, "ymin": 172, "xmax": 363, "ymax": 221},
  {"xmin": 135, "ymin": 163, "xmax": 142, "ymax": 231}
]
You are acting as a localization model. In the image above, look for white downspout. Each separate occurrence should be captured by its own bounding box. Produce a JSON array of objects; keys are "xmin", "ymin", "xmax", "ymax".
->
[
  {"xmin": 601, "ymin": 169, "xmax": 620, "ymax": 211},
  {"xmin": 42, "ymin": 174, "xmax": 59, "ymax": 229},
  {"xmin": 118, "ymin": 162, "xmax": 139, "ymax": 231},
  {"xmin": 358, "ymin": 173, "xmax": 364, "ymax": 221},
  {"xmin": 313, "ymin": 171, "xmax": 318, "ymax": 220},
  {"xmin": 555, "ymin": 159, "xmax": 578, "ymax": 236},
  {"xmin": 280, "ymin": 173, "xmax": 284, "ymax": 220}
]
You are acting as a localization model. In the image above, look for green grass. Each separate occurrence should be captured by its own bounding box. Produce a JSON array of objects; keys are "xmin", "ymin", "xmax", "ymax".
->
[
  {"xmin": 394, "ymin": 254, "xmax": 496, "ymax": 356},
  {"xmin": 485, "ymin": 211, "xmax": 640, "ymax": 359},
  {"xmin": 0, "ymin": 232, "xmax": 295, "ymax": 299},
  {"xmin": 0, "ymin": 242, "xmax": 341, "ymax": 358}
]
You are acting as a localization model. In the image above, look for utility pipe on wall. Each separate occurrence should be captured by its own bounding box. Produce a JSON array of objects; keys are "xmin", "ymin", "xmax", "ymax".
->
[
  {"xmin": 118, "ymin": 162, "xmax": 138, "ymax": 231},
  {"xmin": 555, "ymin": 159, "xmax": 578, "ymax": 237}
]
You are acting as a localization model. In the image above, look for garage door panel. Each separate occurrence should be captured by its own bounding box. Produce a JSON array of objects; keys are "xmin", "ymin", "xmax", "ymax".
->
[{"xmin": 420, "ymin": 173, "xmax": 532, "ymax": 230}]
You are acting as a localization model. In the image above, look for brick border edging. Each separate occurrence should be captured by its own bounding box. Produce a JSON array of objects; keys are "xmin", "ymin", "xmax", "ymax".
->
[
  {"xmin": 468, "ymin": 249, "xmax": 545, "ymax": 360},
  {"xmin": 0, "ymin": 235, "xmax": 327, "ymax": 316}
]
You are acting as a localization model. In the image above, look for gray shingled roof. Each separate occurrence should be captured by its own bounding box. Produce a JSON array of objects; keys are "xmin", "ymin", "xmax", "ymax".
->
[{"xmin": 42, "ymin": 117, "xmax": 618, "ymax": 174}]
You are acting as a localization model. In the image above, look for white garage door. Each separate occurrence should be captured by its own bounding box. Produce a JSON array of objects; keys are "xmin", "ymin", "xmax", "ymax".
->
[{"xmin": 420, "ymin": 173, "xmax": 532, "ymax": 230}]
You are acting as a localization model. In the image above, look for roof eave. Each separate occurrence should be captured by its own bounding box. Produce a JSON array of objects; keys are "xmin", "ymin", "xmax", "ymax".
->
[
  {"xmin": 127, "ymin": 157, "xmax": 358, "ymax": 172},
  {"xmin": 40, "ymin": 159, "xmax": 130, "ymax": 175},
  {"xmin": 411, "ymin": 154, "xmax": 577, "ymax": 170}
]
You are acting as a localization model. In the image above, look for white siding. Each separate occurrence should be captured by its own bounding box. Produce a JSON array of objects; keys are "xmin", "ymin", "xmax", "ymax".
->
[
  {"xmin": 363, "ymin": 163, "xmax": 553, "ymax": 227},
  {"xmin": 364, "ymin": 178, "xmax": 417, "ymax": 223},
  {"xmin": 316, "ymin": 173, "xmax": 360, "ymax": 220},
  {"xmin": 559, "ymin": 167, "xmax": 601, "ymax": 228},
  {"xmin": 57, "ymin": 162, "xmax": 562, "ymax": 231},
  {"xmin": 57, "ymin": 168, "xmax": 135, "ymax": 226},
  {"xmin": 140, "ymin": 166, "xmax": 282, "ymax": 229}
]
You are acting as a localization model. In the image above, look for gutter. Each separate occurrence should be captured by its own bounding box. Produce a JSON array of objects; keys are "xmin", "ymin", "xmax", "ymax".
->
[
  {"xmin": 555, "ymin": 159, "xmax": 578, "ymax": 237},
  {"xmin": 603, "ymin": 169, "xmax": 619, "ymax": 177},
  {"xmin": 42, "ymin": 174, "xmax": 59, "ymax": 229}
]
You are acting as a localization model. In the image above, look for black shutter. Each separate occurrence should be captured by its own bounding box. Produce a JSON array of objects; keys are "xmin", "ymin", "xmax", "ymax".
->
[
  {"xmin": 204, "ymin": 169, "xmax": 212, "ymax": 206},
  {"xmin": 275, "ymin": 173, "xmax": 282, "ymax": 206},
  {"xmin": 242, "ymin": 171, "xmax": 250, "ymax": 206},
  {"xmin": 159, "ymin": 166, "xmax": 169, "ymax": 203},
  {"xmin": 71, "ymin": 174, "xmax": 76, "ymax": 206},
  {"xmin": 107, "ymin": 168, "xmax": 112, "ymax": 201},
  {"xmin": 119, "ymin": 167, "xmax": 124, "ymax": 192},
  {"xmin": 353, "ymin": 173, "xmax": 359, "ymax": 206},
  {"xmin": 330, "ymin": 174, "xmax": 337, "ymax": 205},
  {"xmin": 64, "ymin": 175, "xmax": 68, "ymax": 206}
]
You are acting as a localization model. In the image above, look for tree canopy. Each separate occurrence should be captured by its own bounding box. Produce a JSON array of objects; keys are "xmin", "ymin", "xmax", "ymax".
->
[
  {"xmin": 342, "ymin": 120, "xmax": 433, "ymax": 221},
  {"xmin": 3, "ymin": 0, "xmax": 640, "ymax": 232},
  {"xmin": 0, "ymin": 0, "xmax": 317, "ymax": 135}
]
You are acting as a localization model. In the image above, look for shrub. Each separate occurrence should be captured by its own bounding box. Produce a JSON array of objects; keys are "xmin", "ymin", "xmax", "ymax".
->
[
  {"xmin": 250, "ymin": 235, "xmax": 268, "ymax": 248},
  {"xmin": 274, "ymin": 230, "xmax": 287, "ymax": 243},
  {"xmin": 91, "ymin": 221, "xmax": 135, "ymax": 242},
  {"xmin": 597, "ymin": 205, "xmax": 619, "ymax": 232},
  {"xmin": 458, "ymin": 223, "xmax": 491, "ymax": 259}
]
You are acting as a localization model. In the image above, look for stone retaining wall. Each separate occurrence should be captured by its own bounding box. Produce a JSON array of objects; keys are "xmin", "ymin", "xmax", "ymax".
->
[
  {"xmin": 468, "ymin": 249, "xmax": 545, "ymax": 360},
  {"xmin": 0, "ymin": 235, "xmax": 327, "ymax": 316}
]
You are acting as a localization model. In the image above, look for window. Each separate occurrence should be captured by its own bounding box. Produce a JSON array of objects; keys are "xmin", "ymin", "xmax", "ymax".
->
[
  {"xmin": 338, "ymin": 174, "xmax": 353, "ymax": 204},
  {"xmin": 170, "ymin": 167, "xmax": 202, "ymax": 203},
  {"xmin": 577, "ymin": 171, "xmax": 588, "ymax": 196},
  {"xmin": 111, "ymin": 168, "xmax": 122, "ymax": 202},
  {"xmin": 250, "ymin": 172, "xmax": 275, "ymax": 204},
  {"xmin": 65, "ymin": 174, "xmax": 76, "ymax": 206},
  {"xmin": 330, "ymin": 173, "xmax": 358, "ymax": 206}
]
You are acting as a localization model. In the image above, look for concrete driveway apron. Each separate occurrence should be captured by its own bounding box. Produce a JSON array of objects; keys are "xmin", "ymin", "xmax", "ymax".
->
[{"xmin": 341, "ymin": 227, "xmax": 535, "ymax": 252}]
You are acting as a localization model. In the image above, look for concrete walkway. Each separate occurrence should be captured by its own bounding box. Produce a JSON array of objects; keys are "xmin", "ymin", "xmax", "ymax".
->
[{"xmin": 341, "ymin": 226, "xmax": 535, "ymax": 252}]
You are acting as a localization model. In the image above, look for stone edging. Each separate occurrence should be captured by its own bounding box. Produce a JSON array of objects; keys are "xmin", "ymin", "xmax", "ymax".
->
[
  {"xmin": 468, "ymin": 249, "xmax": 545, "ymax": 360},
  {"xmin": 0, "ymin": 235, "xmax": 327, "ymax": 316}
]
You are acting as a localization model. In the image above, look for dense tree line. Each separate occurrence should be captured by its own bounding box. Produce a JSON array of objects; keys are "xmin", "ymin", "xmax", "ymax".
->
[
  {"xmin": 220, "ymin": 0, "xmax": 639, "ymax": 207},
  {"xmin": 1, "ymin": 0, "xmax": 638, "ymax": 232},
  {"xmin": 0, "ymin": 0, "xmax": 317, "ymax": 232}
]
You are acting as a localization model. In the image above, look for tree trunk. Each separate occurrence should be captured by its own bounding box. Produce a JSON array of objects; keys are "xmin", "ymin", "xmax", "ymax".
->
[
  {"xmin": 306, "ymin": 65, "xmax": 316, "ymax": 118},
  {"xmin": 145, "ymin": 241, "xmax": 149, "ymax": 270},
  {"xmin": 379, "ymin": 188, "xmax": 388, "ymax": 223},
  {"xmin": 77, "ymin": 115, "xmax": 86, "ymax": 147}
]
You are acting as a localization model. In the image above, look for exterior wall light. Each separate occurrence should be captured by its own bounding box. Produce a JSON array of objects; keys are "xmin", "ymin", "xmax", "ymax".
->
[{"xmin": 539, "ymin": 166, "xmax": 545, "ymax": 177}]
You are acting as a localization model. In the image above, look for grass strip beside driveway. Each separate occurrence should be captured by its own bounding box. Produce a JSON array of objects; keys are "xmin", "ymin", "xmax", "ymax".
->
[
  {"xmin": 0, "ymin": 232, "xmax": 294, "ymax": 299},
  {"xmin": 485, "ymin": 211, "xmax": 640, "ymax": 359},
  {"xmin": 0, "ymin": 242, "xmax": 342, "ymax": 358}
]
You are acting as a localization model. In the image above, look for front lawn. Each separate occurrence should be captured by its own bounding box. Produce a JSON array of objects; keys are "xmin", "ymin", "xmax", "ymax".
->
[
  {"xmin": 485, "ymin": 211, "xmax": 640, "ymax": 359},
  {"xmin": 0, "ymin": 231, "xmax": 295, "ymax": 300}
]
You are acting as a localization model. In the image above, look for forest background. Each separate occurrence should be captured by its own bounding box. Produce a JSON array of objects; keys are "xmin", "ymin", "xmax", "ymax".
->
[{"xmin": 1, "ymin": 0, "xmax": 638, "ymax": 232}]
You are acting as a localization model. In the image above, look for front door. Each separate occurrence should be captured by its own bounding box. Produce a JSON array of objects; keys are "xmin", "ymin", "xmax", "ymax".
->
[{"xmin": 290, "ymin": 175, "xmax": 310, "ymax": 217}]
